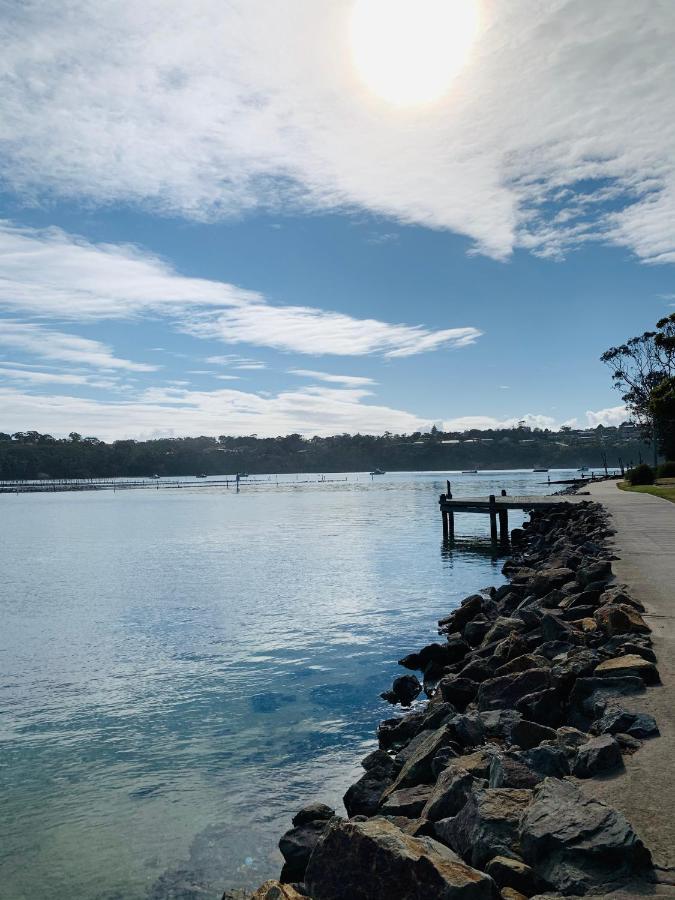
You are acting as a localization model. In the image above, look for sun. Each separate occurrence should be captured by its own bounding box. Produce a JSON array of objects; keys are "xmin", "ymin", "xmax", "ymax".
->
[{"xmin": 349, "ymin": 0, "xmax": 480, "ymax": 107}]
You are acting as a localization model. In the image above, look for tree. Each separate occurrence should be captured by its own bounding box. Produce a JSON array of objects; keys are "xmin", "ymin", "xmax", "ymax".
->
[
  {"xmin": 649, "ymin": 376, "xmax": 675, "ymax": 460},
  {"xmin": 601, "ymin": 313, "xmax": 675, "ymax": 438}
]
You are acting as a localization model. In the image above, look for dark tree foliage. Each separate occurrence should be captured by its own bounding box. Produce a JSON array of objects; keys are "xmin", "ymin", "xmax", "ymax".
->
[
  {"xmin": 601, "ymin": 313, "xmax": 675, "ymax": 439},
  {"xmin": 0, "ymin": 427, "xmax": 649, "ymax": 480}
]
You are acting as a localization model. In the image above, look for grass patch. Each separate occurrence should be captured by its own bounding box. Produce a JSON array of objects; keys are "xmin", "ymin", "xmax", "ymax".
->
[{"xmin": 618, "ymin": 478, "xmax": 675, "ymax": 503}]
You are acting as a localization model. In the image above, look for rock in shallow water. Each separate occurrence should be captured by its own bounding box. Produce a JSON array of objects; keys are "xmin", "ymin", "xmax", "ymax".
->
[{"xmin": 304, "ymin": 817, "xmax": 495, "ymax": 899}]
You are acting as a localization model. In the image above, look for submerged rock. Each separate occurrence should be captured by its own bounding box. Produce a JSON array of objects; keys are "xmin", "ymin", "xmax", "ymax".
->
[
  {"xmin": 381, "ymin": 674, "xmax": 422, "ymax": 706},
  {"xmin": 304, "ymin": 817, "xmax": 496, "ymax": 899}
]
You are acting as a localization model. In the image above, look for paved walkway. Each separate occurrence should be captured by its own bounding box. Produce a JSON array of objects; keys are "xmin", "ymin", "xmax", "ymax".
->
[{"xmin": 583, "ymin": 480, "xmax": 675, "ymax": 885}]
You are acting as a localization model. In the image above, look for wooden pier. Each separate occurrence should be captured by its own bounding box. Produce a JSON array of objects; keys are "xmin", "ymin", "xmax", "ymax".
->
[{"xmin": 439, "ymin": 481, "xmax": 585, "ymax": 544}]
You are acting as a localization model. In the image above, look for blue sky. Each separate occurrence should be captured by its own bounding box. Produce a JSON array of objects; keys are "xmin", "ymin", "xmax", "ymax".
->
[{"xmin": 1, "ymin": 0, "xmax": 674, "ymax": 439}]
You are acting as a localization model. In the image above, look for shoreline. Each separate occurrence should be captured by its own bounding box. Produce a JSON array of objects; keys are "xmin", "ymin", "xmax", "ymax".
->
[{"xmin": 231, "ymin": 492, "xmax": 666, "ymax": 899}]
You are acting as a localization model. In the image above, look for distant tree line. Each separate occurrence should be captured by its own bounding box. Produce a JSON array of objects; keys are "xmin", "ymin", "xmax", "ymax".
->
[{"xmin": 0, "ymin": 425, "xmax": 650, "ymax": 480}]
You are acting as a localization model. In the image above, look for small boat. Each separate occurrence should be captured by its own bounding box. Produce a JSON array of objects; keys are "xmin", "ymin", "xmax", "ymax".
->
[
  {"xmin": 149, "ymin": 473, "xmax": 161, "ymax": 479},
  {"xmin": 195, "ymin": 473, "xmax": 208, "ymax": 478},
  {"xmin": 370, "ymin": 468, "xmax": 386, "ymax": 475},
  {"xmin": 462, "ymin": 469, "xmax": 478, "ymax": 474},
  {"xmin": 533, "ymin": 467, "xmax": 549, "ymax": 473},
  {"xmin": 578, "ymin": 465, "xmax": 589, "ymax": 472}
]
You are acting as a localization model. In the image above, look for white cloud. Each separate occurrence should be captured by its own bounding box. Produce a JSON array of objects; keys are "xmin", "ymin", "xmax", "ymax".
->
[
  {"xmin": 0, "ymin": 365, "xmax": 117, "ymax": 388},
  {"xmin": 442, "ymin": 413, "xmax": 558, "ymax": 431},
  {"xmin": 0, "ymin": 222, "xmax": 480, "ymax": 358},
  {"xmin": 585, "ymin": 405, "xmax": 629, "ymax": 427},
  {"xmin": 0, "ymin": 2, "xmax": 674, "ymax": 260},
  {"xmin": 0, "ymin": 384, "xmax": 428, "ymax": 441},
  {"xmin": 0, "ymin": 321, "xmax": 157, "ymax": 371},
  {"xmin": 289, "ymin": 369, "xmax": 376, "ymax": 386},
  {"xmin": 192, "ymin": 307, "xmax": 480, "ymax": 357}
]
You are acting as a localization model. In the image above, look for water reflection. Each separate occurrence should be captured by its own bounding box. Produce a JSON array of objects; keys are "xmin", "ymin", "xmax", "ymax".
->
[{"xmin": 0, "ymin": 470, "xmax": 571, "ymax": 900}]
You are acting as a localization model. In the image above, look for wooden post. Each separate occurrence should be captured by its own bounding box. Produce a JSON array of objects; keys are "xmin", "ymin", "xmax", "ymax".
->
[
  {"xmin": 441, "ymin": 494, "xmax": 449, "ymax": 540},
  {"xmin": 448, "ymin": 509, "xmax": 455, "ymax": 539},
  {"xmin": 489, "ymin": 494, "xmax": 498, "ymax": 542},
  {"xmin": 446, "ymin": 480, "xmax": 452, "ymax": 498}
]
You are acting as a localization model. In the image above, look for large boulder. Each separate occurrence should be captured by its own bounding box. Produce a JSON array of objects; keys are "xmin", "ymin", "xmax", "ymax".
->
[
  {"xmin": 344, "ymin": 750, "xmax": 394, "ymax": 816},
  {"xmin": 484, "ymin": 855, "xmax": 542, "ymax": 895},
  {"xmin": 421, "ymin": 768, "xmax": 486, "ymax": 822},
  {"xmin": 279, "ymin": 818, "xmax": 333, "ymax": 882},
  {"xmin": 304, "ymin": 817, "xmax": 496, "ymax": 899},
  {"xmin": 439, "ymin": 676, "xmax": 480, "ymax": 711},
  {"xmin": 520, "ymin": 778, "xmax": 651, "ymax": 895},
  {"xmin": 477, "ymin": 669, "xmax": 550, "ymax": 712},
  {"xmin": 437, "ymin": 788, "xmax": 533, "ymax": 869},
  {"xmin": 591, "ymin": 707, "xmax": 659, "ymax": 739},
  {"xmin": 530, "ymin": 568, "xmax": 575, "ymax": 597},
  {"xmin": 378, "ymin": 710, "xmax": 427, "ymax": 749},
  {"xmin": 594, "ymin": 603, "xmax": 650, "ymax": 636},
  {"xmin": 593, "ymin": 655, "xmax": 659, "ymax": 685},
  {"xmin": 385, "ymin": 726, "xmax": 455, "ymax": 793},
  {"xmin": 510, "ymin": 720, "xmax": 557, "ymax": 750},
  {"xmin": 576, "ymin": 560, "xmax": 612, "ymax": 587},
  {"xmin": 439, "ymin": 595, "xmax": 485, "ymax": 634},
  {"xmin": 379, "ymin": 784, "xmax": 435, "ymax": 818},
  {"xmin": 489, "ymin": 752, "xmax": 542, "ymax": 790},
  {"xmin": 571, "ymin": 734, "xmax": 623, "ymax": 778},
  {"xmin": 292, "ymin": 803, "xmax": 335, "ymax": 826},
  {"xmin": 567, "ymin": 676, "xmax": 645, "ymax": 727}
]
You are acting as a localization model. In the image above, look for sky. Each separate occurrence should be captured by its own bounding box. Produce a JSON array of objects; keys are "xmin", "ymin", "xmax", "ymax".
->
[{"xmin": 0, "ymin": 0, "xmax": 674, "ymax": 441}]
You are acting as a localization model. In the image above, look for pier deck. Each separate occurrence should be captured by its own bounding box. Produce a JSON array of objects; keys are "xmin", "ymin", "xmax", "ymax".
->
[{"xmin": 439, "ymin": 484, "xmax": 587, "ymax": 543}]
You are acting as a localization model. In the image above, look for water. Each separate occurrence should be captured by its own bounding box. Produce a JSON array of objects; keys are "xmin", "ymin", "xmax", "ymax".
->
[{"xmin": 0, "ymin": 470, "xmax": 576, "ymax": 900}]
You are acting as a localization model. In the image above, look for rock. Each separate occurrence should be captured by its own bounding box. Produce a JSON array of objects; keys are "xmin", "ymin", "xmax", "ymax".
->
[
  {"xmin": 381, "ymin": 674, "xmax": 422, "ymax": 706},
  {"xmin": 614, "ymin": 732, "xmax": 642, "ymax": 752},
  {"xmin": 520, "ymin": 778, "xmax": 651, "ymax": 895},
  {"xmin": 344, "ymin": 752, "xmax": 394, "ymax": 816},
  {"xmin": 549, "ymin": 649, "xmax": 600, "ymax": 689},
  {"xmin": 493, "ymin": 633, "xmax": 529, "ymax": 667},
  {"xmin": 399, "ymin": 641, "xmax": 464, "ymax": 672},
  {"xmin": 292, "ymin": 803, "xmax": 335, "ymax": 827},
  {"xmin": 555, "ymin": 726, "xmax": 590, "ymax": 754},
  {"xmin": 530, "ymin": 568, "xmax": 575, "ymax": 597},
  {"xmin": 516, "ymin": 689, "xmax": 564, "ymax": 728},
  {"xmin": 494, "ymin": 653, "xmax": 547, "ymax": 677},
  {"xmin": 593, "ymin": 654, "xmax": 659, "ymax": 684},
  {"xmin": 279, "ymin": 819, "xmax": 332, "ymax": 881},
  {"xmin": 386, "ymin": 726, "xmax": 455, "ymax": 793},
  {"xmin": 500, "ymin": 889, "xmax": 528, "ymax": 900},
  {"xmin": 438, "ymin": 676, "xmax": 479, "ymax": 711},
  {"xmin": 478, "ymin": 708, "xmax": 523, "ymax": 740},
  {"xmin": 523, "ymin": 745, "xmax": 569, "ymax": 778},
  {"xmin": 251, "ymin": 882, "xmax": 305, "ymax": 900},
  {"xmin": 304, "ymin": 817, "xmax": 496, "ymax": 900},
  {"xmin": 571, "ymin": 734, "xmax": 623, "ymax": 777},
  {"xmin": 457, "ymin": 658, "xmax": 494, "ymax": 683},
  {"xmin": 439, "ymin": 595, "xmax": 484, "ymax": 634},
  {"xmin": 485, "ymin": 855, "xmax": 541, "ymax": 894},
  {"xmin": 463, "ymin": 615, "xmax": 492, "ymax": 647},
  {"xmin": 591, "ymin": 707, "xmax": 659, "ymax": 739},
  {"xmin": 431, "ymin": 746, "xmax": 460, "ymax": 779},
  {"xmin": 445, "ymin": 634, "xmax": 472, "ymax": 665},
  {"xmin": 379, "ymin": 784, "xmax": 435, "ymax": 818},
  {"xmin": 378, "ymin": 710, "xmax": 426, "ymax": 749},
  {"xmin": 567, "ymin": 676, "xmax": 645, "ymax": 727},
  {"xmin": 483, "ymin": 617, "xmax": 525, "ymax": 646},
  {"xmin": 489, "ymin": 752, "xmax": 542, "ymax": 789},
  {"xmin": 594, "ymin": 603, "xmax": 650, "ymax": 635},
  {"xmin": 421, "ymin": 768, "xmax": 486, "ymax": 821},
  {"xmin": 576, "ymin": 559, "xmax": 612, "ymax": 587},
  {"xmin": 541, "ymin": 613, "xmax": 583, "ymax": 645},
  {"xmin": 437, "ymin": 788, "xmax": 533, "ymax": 869},
  {"xmin": 446, "ymin": 713, "xmax": 486, "ymax": 749},
  {"xmin": 510, "ymin": 719, "xmax": 557, "ymax": 750},
  {"xmin": 477, "ymin": 669, "xmax": 550, "ymax": 711}
]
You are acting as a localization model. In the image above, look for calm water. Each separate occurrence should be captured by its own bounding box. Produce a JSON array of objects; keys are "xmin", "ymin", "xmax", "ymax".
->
[{"xmin": 0, "ymin": 470, "xmax": 575, "ymax": 900}]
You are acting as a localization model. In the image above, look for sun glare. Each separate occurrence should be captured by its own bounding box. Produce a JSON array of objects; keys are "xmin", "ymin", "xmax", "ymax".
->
[{"xmin": 350, "ymin": 0, "xmax": 480, "ymax": 107}]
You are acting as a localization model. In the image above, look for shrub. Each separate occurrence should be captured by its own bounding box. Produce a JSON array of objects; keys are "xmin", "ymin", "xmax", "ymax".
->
[
  {"xmin": 657, "ymin": 461, "xmax": 675, "ymax": 478},
  {"xmin": 626, "ymin": 463, "xmax": 655, "ymax": 486}
]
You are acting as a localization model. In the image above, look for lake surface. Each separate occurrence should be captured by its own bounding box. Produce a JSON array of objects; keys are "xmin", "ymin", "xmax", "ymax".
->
[{"xmin": 0, "ymin": 470, "xmax": 578, "ymax": 900}]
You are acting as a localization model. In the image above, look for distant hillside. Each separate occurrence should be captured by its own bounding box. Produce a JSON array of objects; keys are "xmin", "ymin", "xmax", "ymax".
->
[{"xmin": 0, "ymin": 425, "xmax": 650, "ymax": 480}]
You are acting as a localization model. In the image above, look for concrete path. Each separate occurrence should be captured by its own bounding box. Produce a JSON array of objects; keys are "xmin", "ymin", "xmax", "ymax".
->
[{"xmin": 583, "ymin": 480, "xmax": 675, "ymax": 885}]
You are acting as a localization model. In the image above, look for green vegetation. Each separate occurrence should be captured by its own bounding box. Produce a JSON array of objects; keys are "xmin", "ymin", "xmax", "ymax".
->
[
  {"xmin": 626, "ymin": 463, "xmax": 655, "ymax": 485},
  {"xmin": 618, "ymin": 479, "xmax": 675, "ymax": 504},
  {"xmin": 0, "ymin": 424, "xmax": 650, "ymax": 480},
  {"xmin": 602, "ymin": 312, "xmax": 675, "ymax": 460}
]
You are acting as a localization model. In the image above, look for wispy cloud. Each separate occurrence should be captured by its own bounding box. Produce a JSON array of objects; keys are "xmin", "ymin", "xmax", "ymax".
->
[
  {"xmin": 0, "ymin": 222, "xmax": 479, "ymax": 359},
  {"xmin": 0, "ymin": 321, "xmax": 157, "ymax": 372},
  {"xmin": 0, "ymin": 2, "xmax": 673, "ymax": 261},
  {"xmin": 206, "ymin": 355, "xmax": 267, "ymax": 369},
  {"xmin": 585, "ymin": 405, "xmax": 629, "ymax": 427},
  {"xmin": 288, "ymin": 369, "xmax": 376, "ymax": 386},
  {"xmin": 0, "ymin": 365, "xmax": 118, "ymax": 388}
]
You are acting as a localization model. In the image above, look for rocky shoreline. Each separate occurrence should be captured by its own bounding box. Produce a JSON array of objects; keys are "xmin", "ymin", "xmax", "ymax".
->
[{"xmin": 224, "ymin": 498, "xmax": 662, "ymax": 899}]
